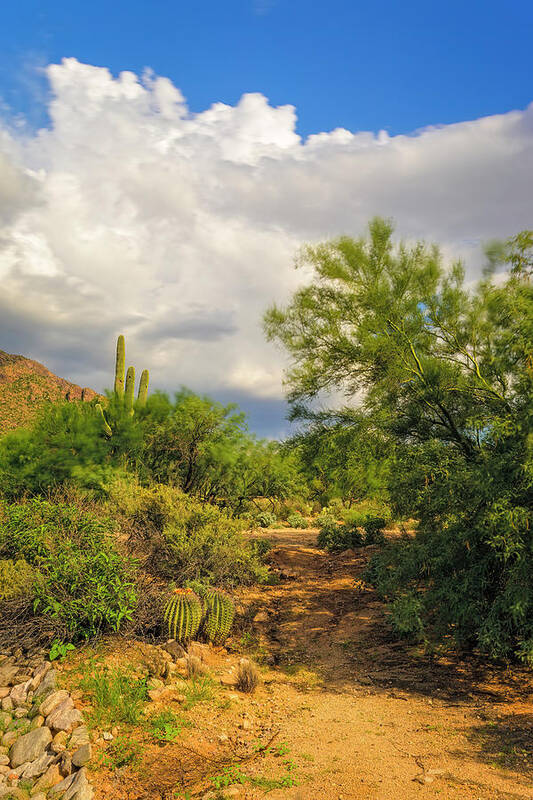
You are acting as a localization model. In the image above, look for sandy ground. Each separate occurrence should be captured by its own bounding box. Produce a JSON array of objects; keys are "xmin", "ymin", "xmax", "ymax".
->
[{"xmin": 72, "ymin": 527, "xmax": 533, "ymax": 800}]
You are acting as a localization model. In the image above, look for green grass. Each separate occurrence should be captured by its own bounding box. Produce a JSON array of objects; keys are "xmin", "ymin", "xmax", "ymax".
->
[
  {"xmin": 99, "ymin": 734, "xmax": 142, "ymax": 770},
  {"xmin": 208, "ymin": 743, "xmax": 299, "ymax": 792},
  {"xmin": 79, "ymin": 661, "xmax": 147, "ymax": 726},
  {"xmin": 148, "ymin": 710, "xmax": 192, "ymax": 743},
  {"xmin": 177, "ymin": 675, "xmax": 217, "ymax": 710}
]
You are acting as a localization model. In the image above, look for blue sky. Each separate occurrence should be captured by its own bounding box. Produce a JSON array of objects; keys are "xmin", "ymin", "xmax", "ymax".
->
[
  {"xmin": 0, "ymin": 0, "xmax": 532, "ymax": 436},
  {"xmin": 1, "ymin": 0, "xmax": 531, "ymax": 137}
]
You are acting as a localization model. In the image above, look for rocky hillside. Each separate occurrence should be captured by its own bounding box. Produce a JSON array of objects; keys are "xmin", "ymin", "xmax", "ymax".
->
[{"xmin": 0, "ymin": 350, "xmax": 97, "ymax": 435}]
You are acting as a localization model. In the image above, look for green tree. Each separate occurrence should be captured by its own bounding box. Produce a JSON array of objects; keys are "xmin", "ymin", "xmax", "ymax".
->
[
  {"xmin": 265, "ymin": 218, "xmax": 532, "ymax": 661},
  {"xmin": 140, "ymin": 389, "xmax": 303, "ymax": 512}
]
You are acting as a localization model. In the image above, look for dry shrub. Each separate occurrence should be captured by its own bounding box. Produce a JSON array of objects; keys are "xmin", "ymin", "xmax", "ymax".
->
[
  {"xmin": 186, "ymin": 655, "xmax": 207, "ymax": 678},
  {"xmin": 236, "ymin": 658, "xmax": 259, "ymax": 693}
]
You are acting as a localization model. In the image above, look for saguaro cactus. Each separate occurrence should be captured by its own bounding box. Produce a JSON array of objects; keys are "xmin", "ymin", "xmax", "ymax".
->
[
  {"xmin": 114, "ymin": 335, "xmax": 126, "ymax": 398},
  {"xmin": 97, "ymin": 335, "xmax": 149, "ymax": 435},
  {"xmin": 137, "ymin": 369, "xmax": 149, "ymax": 407},
  {"xmin": 125, "ymin": 366, "xmax": 135, "ymax": 414}
]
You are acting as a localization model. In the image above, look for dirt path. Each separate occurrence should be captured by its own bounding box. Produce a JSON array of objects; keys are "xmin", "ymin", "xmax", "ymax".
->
[
  {"xmin": 233, "ymin": 528, "xmax": 533, "ymax": 800},
  {"xmin": 79, "ymin": 528, "xmax": 533, "ymax": 800}
]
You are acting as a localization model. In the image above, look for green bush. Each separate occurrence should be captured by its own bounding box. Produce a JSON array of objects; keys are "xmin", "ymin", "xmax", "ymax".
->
[
  {"xmin": 255, "ymin": 511, "xmax": 277, "ymax": 528},
  {"xmin": 0, "ymin": 558, "xmax": 41, "ymax": 601},
  {"xmin": 388, "ymin": 594, "xmax": 424, "ymax": 640},
  {"xmin": 107, "ymin": 478, "xmax": 268, "ymax": 587},
  {"xmin": 249, "ymin": 538, "xmax": 272, "ymax": 560},
  {"xmin": 0, "ymin": 499, "xmax": 138, "ymax": 640},
  {"xmin": 317, "ymin": 519, "xmax": 361, "ymax": 553},
  {"xmin": 362, "ymin": 516, "xmax": 387, "ymax": 545},
  {"xmin": 317, "ymin": 510, "xmax": 389, "ymax": 552},
  {"xmin": 286, "ymin": 513, "xmax": 308, "ymax": 529}
]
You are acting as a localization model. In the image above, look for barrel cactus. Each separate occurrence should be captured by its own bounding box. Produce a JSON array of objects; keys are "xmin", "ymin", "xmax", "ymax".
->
[
  {"xmin": 201, "ymin": 588, "xmax": 235, "ymax": 645},
  {"xmin": 164, "ymin": 588, "xmax": 203, "ymax": 644}
]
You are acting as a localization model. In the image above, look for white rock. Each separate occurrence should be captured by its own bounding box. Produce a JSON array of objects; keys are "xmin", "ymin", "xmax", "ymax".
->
[{"xmin": 39, "ymin": 690, "xmax": 69, "ymax": 718}]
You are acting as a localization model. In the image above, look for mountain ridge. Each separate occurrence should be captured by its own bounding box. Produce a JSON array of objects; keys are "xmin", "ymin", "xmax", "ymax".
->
[{"xmin": 0, "ymin": 349, "xmax": 98, "ymax": 435}]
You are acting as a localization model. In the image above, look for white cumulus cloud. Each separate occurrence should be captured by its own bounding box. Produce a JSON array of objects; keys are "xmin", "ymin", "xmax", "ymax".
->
[{"xmin": 0, "ymin": 58, "xmax": 532, "ymax": 432}]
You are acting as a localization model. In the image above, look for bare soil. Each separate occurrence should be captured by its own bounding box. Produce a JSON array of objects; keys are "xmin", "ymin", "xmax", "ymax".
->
[{"xmin": 72, "ymin": 527, "xmax": 533, "ymax": 800}]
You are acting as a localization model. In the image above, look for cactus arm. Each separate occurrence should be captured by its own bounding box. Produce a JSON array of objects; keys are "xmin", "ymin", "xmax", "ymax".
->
[
  {"xmin": 125, "ymin": 366, "xmax": 135, "ymax": 415},
  {"xmin": 114, "ymin": 335, "xmax": 126, "ymax": 398},
  {"xmin": 137, "ymin": 369, "xmax": 149, "ymax": 407},
  {"xmin": 95, "ymin": 403, "xmax": 112, "ymax": 437}
]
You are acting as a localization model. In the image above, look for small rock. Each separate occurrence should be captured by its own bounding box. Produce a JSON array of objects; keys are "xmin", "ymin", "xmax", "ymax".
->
[
  {"xmin": 0, "ymin": 713, "xmax": 11, "ymax": 729},
  {"xmin": 1, "ymin": 731, "xmax": 18, "ymax": 748},
  {"xmin": 46, "ymin": 699, "xmax": 82, "ymax": 733},
  {"xmin": 50, "ymin": 731, "xmax": 67, "ymax": 753},
  {"xmin": 239, "ymin": 718, "xmax": 252, "ymax": 730},
  {"xmin": 102, "ymin": 731, "xmax": 113, "ymax": 741},
  {"xmin": 20, "ymin": 752, "xmax": 54, "ymax": 780},
  {"xmin": 13, "ymin": 707, "xmax": 29, "ymax": 719},
  {"xmin": 187, "ymin": 642, "xmax": 209, "ymax": 661},
  {"xmin": 40, "ymin": 690, "xmax": 69, "ymax": 718},
  {"xmin": 33, "ymin": 669, "xmax": 57, "ymax": 700},
  {"xmin": 31, "ymin": 794, "xmax": 48, "ymax": 800},
  {"xmin": 163, "ymin": 640, "xmax": 187, "ymax": 661},
  {"xmin": 71, "ymin": 743, "xmax": 91, "ymax": 768},
  {"xmin": 32, "ymin": 763, "xmax": 63, "ymax": 794},
  {"xmin": 30, "ymin": 715, "xmax": 45, "ymax": 730},
  {"xmin": 49, "ymin": 765, "xmax": 91, "ymax": 800},
  {"xmin": 59, "ymin": 750, "xmax": 72, "ymax": 777},
  {"xmin": 9, "ymin": 682, "xmax": 31, "ymax": 708},
  {"xmin": 1, "ymin": 698, "xmax": 13, "ymax": 713},
  {"xmin": 252, "ymin": 611, "xmax": 269, "ymax": 623},
  {"xmin": 0, "ymin": 756, "xmax": 8, "ymax": 767},
  {"xmin": 29, "ymin": 662, "xmax": 52, "ymax": 693},
  {"xmin": 68, "ymin": 726, "xmax": 90, "ymax": 749},
  {"xmin": 220, "ymin": 674, "xmax": 236, "ymax": 687},
  {"xmin": 9, "ymin": 726, "xmax": 52, "ymax": 768},
  {"xmin": 217, "ymin": 733, "xmax": 229, "ymax": 743},
  {"xmin": 0, "ymin": 664, "xmax": 18, "ymax": 688}
]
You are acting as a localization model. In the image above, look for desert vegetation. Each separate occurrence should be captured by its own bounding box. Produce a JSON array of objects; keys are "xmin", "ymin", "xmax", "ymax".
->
[{"xmin": 0, "ymin": 220, "xmax": 531, "ymax": 799}]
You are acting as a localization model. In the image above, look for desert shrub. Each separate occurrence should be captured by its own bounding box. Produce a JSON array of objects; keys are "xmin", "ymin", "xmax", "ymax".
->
[
  {"xmin": 107, "ymin": 478, "xmax": 268, "ymax": 587},
  {"xmin": 255, "ymin": 511, "xmax": 277, "ymax": 528},
  {"xmin": 161, "ymin": 515, "xmax": 267, "ymax": 587},
  {"xmin": 362, "ymin": 516, "xmax": 387, "ymax": 545},
  {"xmin": 249, "ymin": 538, "xmax": 272, "ymax": 560},
  {"xmin": 236, "ymin": 658, "xmax": 259, "ymax": 693},
  {"xmin": 0, "ymin": 558, "xmax": 41, "ymax": 601},
  {"xmin": 317, "ymin": 519, "xmax": 361, "ymax": 553},
  {"xmin": 286, "ymin": 513, "xmax": 308, "ymax": 529},
  {"xmin": 0, "ymin": 498, "xmax": 138, "ymax": 640},
  {"xmin": 388, "ymin": 594, "xmax": 424, "ymax": 640}
]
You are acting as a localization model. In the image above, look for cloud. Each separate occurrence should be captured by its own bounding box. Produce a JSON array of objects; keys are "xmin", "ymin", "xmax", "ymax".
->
[{"xmin": 0, "ymin": 58, "xmax": 532, "ymax": 433}]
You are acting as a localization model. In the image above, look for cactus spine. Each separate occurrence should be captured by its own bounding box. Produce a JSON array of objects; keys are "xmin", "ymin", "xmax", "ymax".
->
[
  {"xmin": 164, "ymin": 589, "xmax": 203, "ymax": 644},
  {"xmin": 137, "ymin": 369, "xmax": 149, "ymax": 407},
  {"xmin": 201, "ymin": 588, "xmax": 235, "ymax": 645},
  {"xmin": 114, "ymin": 335, "xmax": 126, "ymax": 398}
]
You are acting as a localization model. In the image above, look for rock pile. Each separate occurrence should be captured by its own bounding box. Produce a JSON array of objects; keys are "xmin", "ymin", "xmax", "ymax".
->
[{"xmin": 0, "ymin": 653, "xmax": 93, "ymax": 799}]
